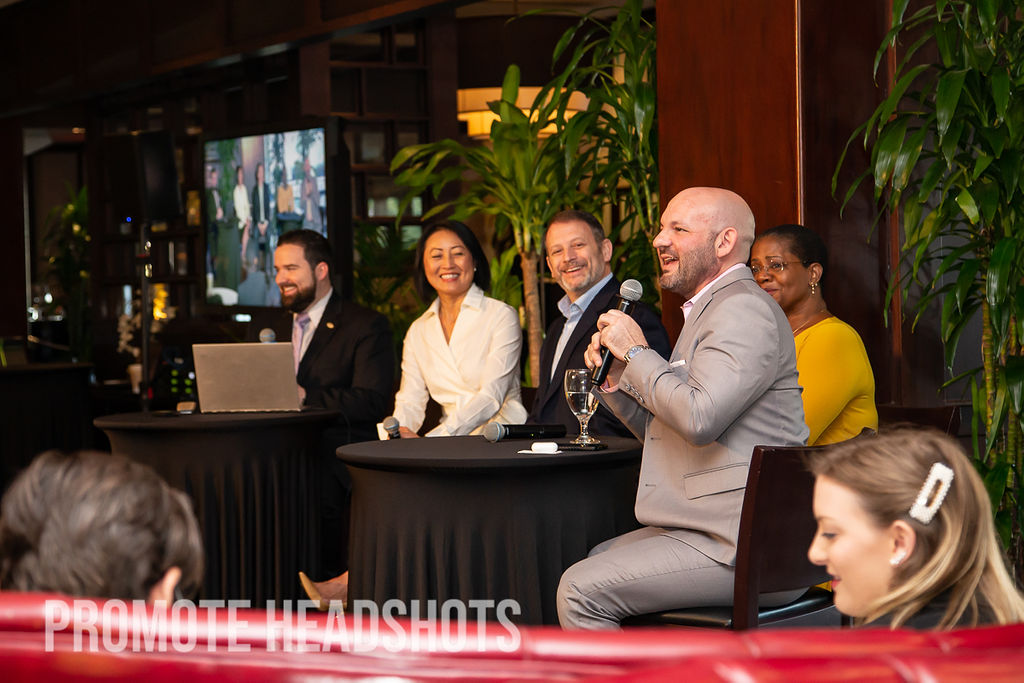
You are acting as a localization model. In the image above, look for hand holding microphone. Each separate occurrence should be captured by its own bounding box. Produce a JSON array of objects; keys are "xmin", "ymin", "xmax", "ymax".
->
[
  {"xmin": 590, "ymin": 279, "xmax": 646, "ymax": 386},
  {"xmin": 382, "ymin": 416, "xmax": 401, "ymax": 439}
]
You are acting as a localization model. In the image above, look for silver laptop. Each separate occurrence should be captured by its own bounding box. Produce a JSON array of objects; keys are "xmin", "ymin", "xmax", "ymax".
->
[{"xmin": 192, "ymin": 342, "xmax": 302, "ymax": 412}]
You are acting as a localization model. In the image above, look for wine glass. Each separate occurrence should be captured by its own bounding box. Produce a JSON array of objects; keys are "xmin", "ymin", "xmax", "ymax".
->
[{"xmin": 564, "ymin": 369, "xmax": 600, "ymax": 445}]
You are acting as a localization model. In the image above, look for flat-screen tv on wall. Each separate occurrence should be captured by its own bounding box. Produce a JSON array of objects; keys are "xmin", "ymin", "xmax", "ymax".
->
[{"xmin": 201, "ymin": 122, "xmax": 331, "ymax": 308}]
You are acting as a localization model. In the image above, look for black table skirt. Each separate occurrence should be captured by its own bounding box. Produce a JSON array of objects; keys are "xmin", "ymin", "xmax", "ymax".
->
[
  {"xmin": 340, "ymin": 436, "xmax": 642, "ymax": 625},
  {"xmin": 95, "ymin": 410, "xmax": 339, "ymax": 603}
]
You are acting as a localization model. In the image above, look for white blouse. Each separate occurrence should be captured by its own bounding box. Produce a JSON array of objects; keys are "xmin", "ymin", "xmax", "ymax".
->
[
  {"xmin": 393, "ymin": 284, "xmax": 527, "ymax": 436},
  {"xmin": 233, "ymin": 183, "xmax": 251, "ymax": 228}
]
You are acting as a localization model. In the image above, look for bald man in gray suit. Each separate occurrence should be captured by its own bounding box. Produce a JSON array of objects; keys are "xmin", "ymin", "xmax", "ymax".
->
[{"xmin": 557, "ymin": 187, "xmax": 809, "ymax": 629}]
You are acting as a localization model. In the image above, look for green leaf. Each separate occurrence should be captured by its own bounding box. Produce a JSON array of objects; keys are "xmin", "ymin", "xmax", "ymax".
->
[
  {"xmin": 975, "ymin": 0, "xmax": 997, "ymax": 40},
  {"xmin": 987, "ymin": 237, "xmax": 1016, "ymax": 312},
  {"xmin": 873, "ymin": 118, "xmax": 910, "ymax": 198},
  {"xmin": 936, "ymin": 69, "xmax": 968, "ymax": 138},
  {"xmin": 501, "ymin": 64, "xmax": 521, "ymax": 103},
  {"xmin": 971, "ymin": 154, "xmax": 994, "ymax": 181},
  {"xmin": 973, "ymin": 179, "xmax": 1000, "ymax": 225},
  {"xmin": 893, "ymin": 124, "xmax": 929, "ymax": 191},
  {"xmin": 978, "ymin": 126, "xmax": 1007, "ymax": 158},
  {"xmin": 984, "ymin": 373, "xmax": 1009, "ymax": 456},
  {"xmin": 941, "ymin": 118, "xmax": 965, "ymax": 167},
  {"xmin": 995, "ymin": 150, "xmax": 1022, "ymax": 197},
  {"xmin": 982, "ymin": 461, "xmax": 1010, "ymax": 514},
  {"xmin": 893, "ymin": 0, "xmax": 912, "ymax": 34},
  {"xmin": 1006, "ymin": 355, "xmax": 1024, "ymax": 417},
  {"xmin": 955, "ymin": 188, "xmax": 980, "ymax": 223},
  {"xmin": 934, "ymin": 19, "xmax": 954, "ymax": 68},
  {"xmin": 953, "ymin": 258, "xmax": 981, "ymax": 312},
  {"xmin": 875, "ymin": 64, "xmax": 931, "ymax": 136},
  {"xmin": 992, "ymin": 68, "xmax": 1010, "ymax": 121},
  {"xmin": 917, "ymin": 159, "xmax": 946, "ymax": 200}
]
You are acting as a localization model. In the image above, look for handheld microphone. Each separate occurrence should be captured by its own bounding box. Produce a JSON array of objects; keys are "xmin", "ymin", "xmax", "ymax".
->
[
  {"xmin": 483, "ymin": 423, "xmax": 567, "ymax": 443},
  {"xmin": 382, "ymin": 416, "xmax": 402, "ymax": 440},
  {"xmin": 258, "ymin": 328, "xmax": 277, "ymax": 343},
  {"xmin": 591, "ymin": 279, "xmax": 643, "ymax": 385}
]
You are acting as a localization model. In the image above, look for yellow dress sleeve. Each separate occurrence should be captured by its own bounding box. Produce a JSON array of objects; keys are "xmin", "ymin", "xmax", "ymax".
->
[{"xmin": 795, "ymin": 318, "xmax": 878, "ymax": 445}]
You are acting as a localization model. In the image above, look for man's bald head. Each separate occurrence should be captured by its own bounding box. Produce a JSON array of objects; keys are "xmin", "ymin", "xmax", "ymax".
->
[
  {"xmin": 653, "ymin": 187, "xmax": 757, "ymax": 299},
  {"xmin": 666, "ymin": 187, "xmax": 756, "ymax": 262}
]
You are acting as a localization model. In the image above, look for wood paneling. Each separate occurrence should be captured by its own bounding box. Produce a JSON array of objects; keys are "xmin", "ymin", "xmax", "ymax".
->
[{"xmin": 656, "ymin": 0, "xmax": 801, "ymax": 335}]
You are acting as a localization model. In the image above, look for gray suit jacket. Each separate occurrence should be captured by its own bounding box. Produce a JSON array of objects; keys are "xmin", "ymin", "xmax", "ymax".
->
[{"xmin": 602, "ymin": 266, "xmax": 808, "ymax": 566}]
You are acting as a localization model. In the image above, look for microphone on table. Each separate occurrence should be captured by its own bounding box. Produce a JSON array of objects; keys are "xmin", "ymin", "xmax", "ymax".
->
[
  {"xmin": 258, "ymin": 328, "xmax": 277, "ymax": 343},
  {"xmin": 591, "ymin": 279, "xmax": 644, "ymax": 386},
  {"xmin": 382, "ymin": 416, "xmax": 402, "ymax": 440},
  {"xmin": 483, "ymin": 423, "xmax": 567, "ymax": 443}
]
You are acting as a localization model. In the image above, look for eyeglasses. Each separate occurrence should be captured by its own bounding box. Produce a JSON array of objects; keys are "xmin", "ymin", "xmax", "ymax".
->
[{"xmin": 749, "ymin": 258, "xmax": 805, "ymax": 276}]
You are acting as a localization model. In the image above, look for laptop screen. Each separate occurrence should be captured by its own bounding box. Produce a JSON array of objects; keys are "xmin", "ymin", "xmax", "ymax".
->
[{"xmin": 192, "ymin": 342, "xmax": 301, "ymax": 412}]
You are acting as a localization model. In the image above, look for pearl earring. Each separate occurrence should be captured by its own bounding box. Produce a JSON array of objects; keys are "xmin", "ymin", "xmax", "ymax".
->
[
  {"xmin": 890, "ymin": 550, "xmax": 907, "ymax": 567},
  {"xmin": 809, "ymin": 282, "xmax": 818, "ymax": 296}
]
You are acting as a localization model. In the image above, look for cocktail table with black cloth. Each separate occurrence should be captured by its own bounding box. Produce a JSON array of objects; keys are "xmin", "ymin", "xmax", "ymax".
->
[
  {"xmin": 338, "ymin": 435, "xmax": 642, "ymax": 625},
  {"xmin": 95, "ymin": 409, "xmax": 339, "ymax": 603}
]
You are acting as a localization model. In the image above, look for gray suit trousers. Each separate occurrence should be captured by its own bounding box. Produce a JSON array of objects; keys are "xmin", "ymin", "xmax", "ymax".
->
[
  {"xmin": 557, "ymin": 526, "xmax": 735, "ymax": 629},
  {"xmin": 557, "ymin": 526, "xmax": 809, "ymax": 629}
]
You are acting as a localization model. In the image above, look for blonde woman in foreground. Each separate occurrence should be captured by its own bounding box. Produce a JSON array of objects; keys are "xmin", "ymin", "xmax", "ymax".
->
[{"xmin": 808, "ymin": 428, "xmax": 1024, "ymax": 629}]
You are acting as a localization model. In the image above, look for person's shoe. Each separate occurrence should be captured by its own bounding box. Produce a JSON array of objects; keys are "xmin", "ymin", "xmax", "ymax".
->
[{"xmin": 298, "ymin": 571, "xmax": 348, "ymax": 612}]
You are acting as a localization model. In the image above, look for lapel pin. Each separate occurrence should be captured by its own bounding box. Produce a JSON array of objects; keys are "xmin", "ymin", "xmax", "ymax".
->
[{"xmin": 326, "ymin": 322, "xmax": 335, "ymax": 329}]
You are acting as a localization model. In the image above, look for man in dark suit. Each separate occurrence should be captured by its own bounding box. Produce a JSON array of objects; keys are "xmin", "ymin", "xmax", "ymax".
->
[
  {"xmin": 205, "ymin": 165, "xmax": 226, "ymax": 285},
  {"xmin": 529, "ymin": 210, "xmax": 670, "ymax": 437},
  {"xmin": 272, "ymin": 229, "xmax": 394, "ymax": 600}
]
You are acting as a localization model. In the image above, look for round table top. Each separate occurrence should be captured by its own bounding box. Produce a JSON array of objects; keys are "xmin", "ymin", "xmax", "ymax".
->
[
  {"xmin": 95, "ymin": 409, "xmax": 341, "ymax": 432},
  {"xmin": 337, "ymin": 435, "xmax": 642, "ymax": 471}
]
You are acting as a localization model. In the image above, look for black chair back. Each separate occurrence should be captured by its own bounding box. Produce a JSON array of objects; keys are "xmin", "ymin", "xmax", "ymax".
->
[{"xmin": 732, "ymin": 443, "xmax": 829, "ymax": 629}]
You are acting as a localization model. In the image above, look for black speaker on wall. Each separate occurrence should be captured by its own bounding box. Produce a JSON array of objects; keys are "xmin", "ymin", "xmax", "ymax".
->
[{"xmin": 105, "ymin": 130, "xmax": 182, "ymax": 222}]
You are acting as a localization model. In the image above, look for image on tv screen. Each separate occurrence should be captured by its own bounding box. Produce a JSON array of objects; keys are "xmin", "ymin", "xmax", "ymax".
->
[{"xmin": 203, "ymin": 126, "xmax": 327, "ymax": 307}]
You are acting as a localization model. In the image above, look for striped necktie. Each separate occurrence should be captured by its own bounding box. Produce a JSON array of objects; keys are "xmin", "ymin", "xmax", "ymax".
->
[{"xmin": 293, "ymin": 313, "xmax": 311, "ymax": 372}]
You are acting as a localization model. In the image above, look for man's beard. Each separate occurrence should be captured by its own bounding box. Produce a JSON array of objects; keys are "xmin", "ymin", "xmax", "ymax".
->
[
  {"xmin": 282, "ymin": 281, "xmax": 316, "ymax": 313},
  {"xmin": 659, "ymin": 233, "xmax": 718, "ymax": 300}
]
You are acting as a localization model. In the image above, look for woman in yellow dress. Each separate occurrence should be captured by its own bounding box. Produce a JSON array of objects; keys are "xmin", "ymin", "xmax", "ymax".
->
[{"xmin": 750, "ymin": 224, "xmax": 877, "ymax": 445}]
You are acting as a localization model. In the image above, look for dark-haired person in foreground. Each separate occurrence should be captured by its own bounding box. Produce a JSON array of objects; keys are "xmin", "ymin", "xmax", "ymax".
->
[
  {"xmin": 273, "ymin": 229, "xmax": 394, "ymax": 609},
  {"xmin": 557, "ymin": 187, "xmax": 808, "ymax": 629},
  {"xmin": 0, "ymin": 450, "xmax": 202, "ymax": 602},
  {"xmin": 391, "ymin": 220, "xmax": 526, "ymax": 437},
  {"xmin": 750, "ymin": 224, "xmax": 877, "ymax": 445},
  {"xmin": 808, "ymin": 428, "xmax": 1024, "ymax": 628},
  {"xmin": 529, "ymin": 210, "xmax": 670, "ymax": 437}
]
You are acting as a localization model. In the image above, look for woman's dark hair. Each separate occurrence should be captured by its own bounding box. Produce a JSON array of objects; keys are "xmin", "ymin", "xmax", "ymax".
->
[
  {"xmin": 757, "ymin": 223, "xmax": 829, "ymax": 285},
  {"xmin": 0, "ymin": 450, "xmax": 203, "ymax": 600},
  {"xmin": 413, "ymin": 220, "xmax": 490, "ymax": 300}
]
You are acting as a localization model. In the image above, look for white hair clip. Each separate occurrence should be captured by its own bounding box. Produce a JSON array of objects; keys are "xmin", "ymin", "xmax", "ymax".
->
[{"xmin": 908, "ymin": 462, "xmax": 954, "ymax": 524}]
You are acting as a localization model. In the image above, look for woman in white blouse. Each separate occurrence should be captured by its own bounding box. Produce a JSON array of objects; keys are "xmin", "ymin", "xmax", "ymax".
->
[
  {"xmin": 233, "ymin": 165, "xmax": 252, "ymax": 263},
  {"xmin": 392, "ymin": 220, "xmax": 527, "ymax": 437}
]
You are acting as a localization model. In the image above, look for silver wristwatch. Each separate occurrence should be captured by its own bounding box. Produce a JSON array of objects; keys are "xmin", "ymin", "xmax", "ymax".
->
[{"xmin": 624, "ymin": 344, "xmax": 650, "ymax": 365}]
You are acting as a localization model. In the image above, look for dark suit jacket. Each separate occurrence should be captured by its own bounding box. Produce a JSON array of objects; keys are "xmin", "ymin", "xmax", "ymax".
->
[
  {"xmin": 250, "ymin": 182, "xmax": 273, "ymax": 227},
  {"xmin": 292, "ymin": 293, "xmax": 395, "ymax": 445},
  {"xmin": 528, "ymin": 277, "xmax": 671, "ymax": 437}
]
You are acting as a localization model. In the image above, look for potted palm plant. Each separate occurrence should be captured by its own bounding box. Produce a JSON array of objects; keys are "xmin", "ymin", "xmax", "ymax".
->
[
  {"xmin": 836, "ymin": 0, "xmax": 1024, "ymax": 572},
  {"xmin": 391, "ymin": 0, "xmax": 658, "ymax": 383},
  {"xmin": 391, "ymin": 63, "xmax": 599, "ymax": 385}
]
